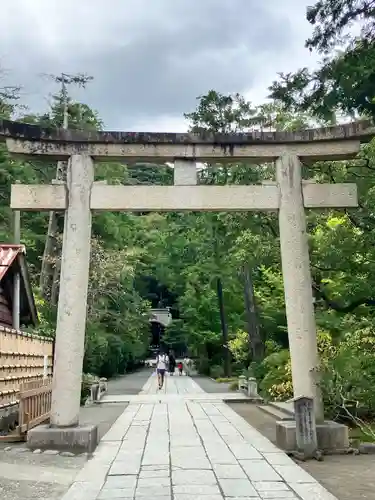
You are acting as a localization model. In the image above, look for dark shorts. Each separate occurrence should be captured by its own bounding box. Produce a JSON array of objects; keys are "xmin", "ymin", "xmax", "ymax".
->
[{"xmin": 157, "ymin": 368, "xmax": 166, "ymax": 375}]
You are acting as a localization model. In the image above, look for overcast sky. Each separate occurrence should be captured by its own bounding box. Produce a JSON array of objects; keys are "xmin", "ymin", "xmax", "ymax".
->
[{"xmin": 1, "ymin": 0, "xmax": 319, "ymax": 131}]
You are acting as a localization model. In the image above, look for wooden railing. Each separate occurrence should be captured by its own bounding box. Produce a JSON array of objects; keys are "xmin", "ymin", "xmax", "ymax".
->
[
  {"xmin": 0, "ymin": 325, "xmax": 53, "ymax": 408},
  {"xmin": 18, "ymin": 379, "xmax": 52, "ymax": 433}
]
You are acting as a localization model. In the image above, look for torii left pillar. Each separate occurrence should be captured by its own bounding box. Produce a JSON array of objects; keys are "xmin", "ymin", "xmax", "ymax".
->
[{"xmin": 27, "ymin": 154, "xmax": 98, "ymax": 453}]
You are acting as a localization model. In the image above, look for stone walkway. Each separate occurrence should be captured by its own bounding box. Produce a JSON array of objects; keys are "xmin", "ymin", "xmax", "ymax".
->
[
  {"xmin": 230, "ymin": 402, "xmax": 375, "ymax": 500},
  {"xmin": 62, "ymin": 374, "xmax": 338, "ymax": 500},
  {"xmin": 101, "ymin": 372, "xmax": 248, "ymax": 404},
  {"xmin": 0, "ymin": 371, "xmax": 151, "ymax": 500}
]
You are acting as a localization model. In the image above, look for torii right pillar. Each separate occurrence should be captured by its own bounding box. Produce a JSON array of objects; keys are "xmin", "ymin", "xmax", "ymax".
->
[
  {"xmin": 276, "ymin": 152, "xmax": 350, "ymax": 453},
  {"xmin": 276, "ymin": 153, "xmax": 324, "ymax": 423}
]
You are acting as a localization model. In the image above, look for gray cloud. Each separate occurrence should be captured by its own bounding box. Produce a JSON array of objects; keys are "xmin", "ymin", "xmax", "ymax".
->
[{"xmin": 1, "ymin": 0, "xmax": 315, "ymax": 130}]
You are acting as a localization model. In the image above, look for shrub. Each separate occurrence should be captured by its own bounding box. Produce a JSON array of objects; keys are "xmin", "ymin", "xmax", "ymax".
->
[
  {"xmin": 197, "ymin": 357, "xmax": 210, "ymax": 375},
  {"xmin": 259, "ymin": 349, "xmax": 293, "ymax": 400},
  {"xmin": 210, "ymin": 364, "xmax": 225, "ymax": 379},
  {"xmin": 258, "ymin": 326, "xmax": 375, "ymax": 428},
  {"xmin": 229, "ymin": 379, "xmax": 239, "ymax": 391},
  {"xmin": 320, "ymin": 325, "xmax": 375, "ymax": 421},
  {"xmin": 231, "ymin": 361, "xmax": 246, "ymax": 376},
  {"xmin": 100, "ymin": 334, "xmax": 126, "ymax": 378},
  {"xmin": 83, "ymin": 326, "xmax": 109, "ymax": 375},
  {"xmin": 228, "ymin": 329, "xmax": 250, "ymax": 365}
]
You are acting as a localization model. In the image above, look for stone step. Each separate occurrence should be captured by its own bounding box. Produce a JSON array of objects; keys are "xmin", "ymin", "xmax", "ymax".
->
[
  {"xmin": 268, "ymin": 401, "xmax": 295, "ymax": 417},
  {"xmin": 256, "ymin": 404, "xmax": 294, "ymax": 421}
]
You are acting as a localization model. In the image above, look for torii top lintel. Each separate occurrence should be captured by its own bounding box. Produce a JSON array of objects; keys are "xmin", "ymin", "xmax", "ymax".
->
[{"xmin": 1, "ymin": 119, "xmax": 374, "ymax": 162}]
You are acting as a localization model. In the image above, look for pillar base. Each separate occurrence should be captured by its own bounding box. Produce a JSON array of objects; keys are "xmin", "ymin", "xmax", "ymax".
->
[
  {"xmin": 26, "ymin": 424, "xmax": 98, "ymax": 453},
  {"xmin": 276, "ymin": 420, "xmax": 349, "ymax": 453}
]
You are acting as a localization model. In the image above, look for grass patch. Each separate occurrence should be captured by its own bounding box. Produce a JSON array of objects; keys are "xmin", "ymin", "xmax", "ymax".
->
[
  {"xmin": 349, "ymin": 423, "xmax": 375, "ymax": 443},
  {"xmin": 215, "ymin": 377, "xmax": 237, "ymax": 383},
  {"xmin": 229, "ymin": 380, "xmax": 240, "ymax": 391}
]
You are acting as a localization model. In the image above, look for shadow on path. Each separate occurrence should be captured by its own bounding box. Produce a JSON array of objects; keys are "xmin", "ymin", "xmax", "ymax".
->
[
  {"xmin": 106, "ymin": 368, "xmax": 153, "ymax": 395},
  {"xmin": 231, "ymin": 403, "xmax": 375, "ymax": 500},
  {"xmin": 193, "ymin": 376, "xmax": 231, "ymax": 393},
  {"xmin": 0, "ymin": 369, "xmax": 154, "ymax": 500},
  {"xmin": 79, "ymin": 368, "xmax": 153, "ymax": 441},
  {"xmin": 196, "ymin": 375, "xmax": 375, "ymax": 500}
]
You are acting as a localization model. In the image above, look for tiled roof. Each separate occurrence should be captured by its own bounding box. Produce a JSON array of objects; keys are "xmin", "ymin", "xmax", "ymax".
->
[{"xmin": 0, "ymin": 244, "xmax": 25, "ymax": 281}]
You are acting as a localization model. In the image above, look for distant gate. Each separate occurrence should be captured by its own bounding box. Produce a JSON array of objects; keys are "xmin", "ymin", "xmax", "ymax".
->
[{"xmin": 149, "ymin": 308, "xmax": 172, "ymax": 327}]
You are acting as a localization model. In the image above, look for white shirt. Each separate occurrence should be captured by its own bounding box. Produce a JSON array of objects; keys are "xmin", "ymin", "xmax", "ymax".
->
[{"xmin": 156, "ymin": 354, "xmax": 167, "ymax": 370}]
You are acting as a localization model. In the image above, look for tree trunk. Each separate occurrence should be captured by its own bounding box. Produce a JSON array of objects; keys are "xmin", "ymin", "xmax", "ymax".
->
[
  {"xmin": 216, "ymin": 277, "xmax": 230, "ymax": 376},
  {"xmin": 39, "ymin": 161, "xmax": 67, "ymax": 302},
  {"xmin": 243, "ymin": 263, "xmax": 264, "ymax": 362},
  {"xmin": 50, "ymin": 237, "xmax": 62, "ymax": 306},
  {"xmin": 39, "ymin": 211, "xmax": 59, "ymax": 299}
]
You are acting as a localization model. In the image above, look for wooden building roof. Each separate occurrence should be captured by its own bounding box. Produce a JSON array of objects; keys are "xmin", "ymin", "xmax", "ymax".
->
[{"xmin": 0, "ymin": 244, "xmax": 38, "ymax": 327}]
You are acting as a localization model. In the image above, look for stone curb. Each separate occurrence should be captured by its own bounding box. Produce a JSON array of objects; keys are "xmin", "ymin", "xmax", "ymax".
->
[{"xmin": 358, "ymin": 443, "xmax": 375, "ymax": 454}]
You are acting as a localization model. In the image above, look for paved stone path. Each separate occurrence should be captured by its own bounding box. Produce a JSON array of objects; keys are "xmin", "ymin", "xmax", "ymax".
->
[
  {"xmin": 0, "ymin": 371, "xmax": 151, "ymax": 500},
  {"xmin": 230, "ymin": 402, "xmax": 375, "ymax": 500},
  {"xmin": 101, "ymin": 372, "xmax": 248, "ymax": 404},
  {"xmin": 62, "ymin": 374, "xmax": 338, "ymax": 500}
]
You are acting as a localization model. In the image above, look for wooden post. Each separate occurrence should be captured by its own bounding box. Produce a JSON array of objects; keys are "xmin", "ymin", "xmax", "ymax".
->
[
  {"xmin": 43, "ymin": 355, "xmax": 49, "ymax": 380},
  {"xmin": 12, "ymin": 209, "xmax": 21, "ymax": 330}
]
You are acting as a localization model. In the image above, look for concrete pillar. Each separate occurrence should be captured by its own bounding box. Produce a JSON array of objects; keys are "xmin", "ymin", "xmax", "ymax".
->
[
  {"xmin": 50, "ymin": 154, "xmax": 94, "ymax": 427},
  {"xmin": 174, "ymin": 159, "xmax": 197, "ymax": 185},
  {"xmin": 247, "ymin": 377, "xmax": 259, "ymax": 399},
  {"xmin": 238, "ymin": 375, "xmax": 246, "ymax": 391},
  {"xmin": 276, "ymin": 153, "xmax": 324, "ymax": 422}
]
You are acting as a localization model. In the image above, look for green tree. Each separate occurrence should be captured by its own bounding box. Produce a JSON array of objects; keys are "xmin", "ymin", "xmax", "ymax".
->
[
  {"xmin": 4, "ymin": 68, "xmax": 375, "ymax": 425},
  {"xmin": 184, "ymin": 90, "xmax": 257, "ymax": 133},
  {"xmin": 269, "ymin": 0, "xmax": 375, "ymax": 120},
  {"xmin": 0, "ymin": 81, "xmax": 151, "ymax": 380}
]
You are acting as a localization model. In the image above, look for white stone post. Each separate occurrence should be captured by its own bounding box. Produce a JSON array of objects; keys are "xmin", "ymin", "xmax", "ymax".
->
[
  {"xmin": 276, "ymin": 153, "xmax": 323, "ymax": 422},
  {"xmin": 238, "ymin": 375, "xmax": 246, "ymax": 391},
  {"xmin": 50, "ymin": 154, "xmax": 94, "ymax": 427},
  {"xmin": 247, "ymin": 377, "xmax": 259, "ymax": 399},
  {"xmin": 174, "ymin": 159, "xmax": 197, "ymax": 185}
]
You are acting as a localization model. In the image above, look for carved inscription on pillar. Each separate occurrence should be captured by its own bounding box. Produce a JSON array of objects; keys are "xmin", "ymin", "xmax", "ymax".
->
[{"xmin": 294, "ymin": 396, "xmax": 318, "ymax": 458}]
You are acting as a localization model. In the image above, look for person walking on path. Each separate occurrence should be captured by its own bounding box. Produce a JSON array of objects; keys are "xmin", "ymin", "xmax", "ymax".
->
[
  {"xmin": 177, "ymin": 361, "xmax": 183, "ymax": 375},
  {"xmin": 168, "ymin": 349, "xmax": 176, "ymax": 376},
  {"xmin": 183, "ymin": 357, "xmax": 190, "ymax": 376},
  {"xmin": 156, "ymin": 351, "xmax": 168, "ymax": 389}
]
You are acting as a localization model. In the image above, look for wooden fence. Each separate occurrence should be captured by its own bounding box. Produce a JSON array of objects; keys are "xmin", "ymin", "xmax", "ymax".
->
[
  {"xmin": 18, "ymin": 379, "xmax": 52, "ymax": 433},
  {"xmin": 0, "ymin": 325, "xmax": 53, "ymax": 408}
]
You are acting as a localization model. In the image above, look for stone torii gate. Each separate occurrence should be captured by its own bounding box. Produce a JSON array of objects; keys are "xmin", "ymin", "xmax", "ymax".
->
[{"xmin": 1, "ymin": 119, "xmax": 374, "ymax": 451}]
